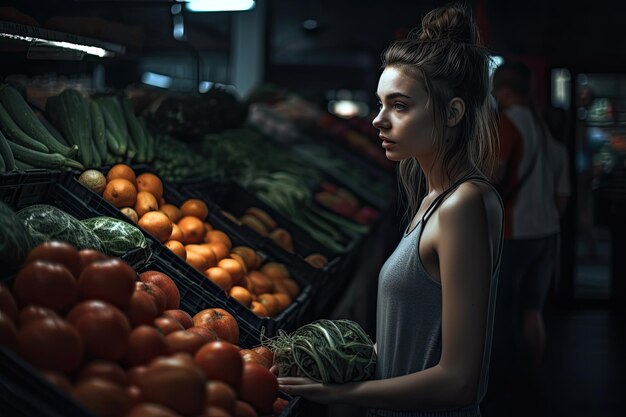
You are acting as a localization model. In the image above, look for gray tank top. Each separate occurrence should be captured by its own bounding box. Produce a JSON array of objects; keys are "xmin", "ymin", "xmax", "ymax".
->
[{"xmin": 369, "ymin": 176, "xmax": 504, "ymax": 417}]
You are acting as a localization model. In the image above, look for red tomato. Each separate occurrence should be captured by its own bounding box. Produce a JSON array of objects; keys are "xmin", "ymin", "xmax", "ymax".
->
[
  {"xmin": 186, "ymin": 326, "xmax": 219, "ymax": 342},
  {"xmin": 239, "ymin": 349, "xmax": 271, "ymax": 370},
  {"xmin": 77, "ymin": 360, "xmax": 128, "ymax": 386},
  {"xmin": 0, "ymin": 311, "xmax": 17, "ymax": 350},
  {"xmin": 126, "ymin": 289, "xmax": 159, "ymax": 327},
  {"xmin": 272, "ymin": 397, "xmax": 289, "ymax": 415},
  {"xmin": 72, "ymin": 378, "xmax": 133, "ymax": 417},
  {"xmin": 41, "ymin": 370, "xmax": 73, "ymax": 393},
  {"xmin": 163, "ymin": 309, "xmax": 193, "ymax": 329},
  {"xmin": 252, "ymin": 346, "xmax": 274, "ymax": 366},
  {"xmin": 78, "ymin": 259, "xmax": 136, "ymax": 309},
  {"xmin": 13, "ymin": 261, "xmax": 78, "ymax": 313},
  {"xmin": 154, "ymin": 316, "xmax": 184, "ymax": 335},
  {"xmin": 19, "ymin": 305, "xmax": 59, "ymax": 326},
  {"xmin": 139, "ymin": 271, "xmax": 180, "ymax": 310},
  {"xmin": 0, "ymin": 283, "xmax": 18, "ymax": 322},
  {"xmin": 136, "ymin": 281, "xmax": 167, "ymax": 316},
  {"xmin": 125, "ymin": 325, "xmax": 168, "ymax": 367},
  {"xmin": 202, "ymin": 406, "xmax": 231, "ymax": 417},
  {"xmin": 127, "ymin": 384, "xmax": 142, "ymax": 407},
  {"xmin": 26, "ymin": 241, "xmax": 81, "ymax": 279},
  {"xmin": 234, "ymin": 400, "xmax": 258, "ymax": 417},
  {"xmin": 77, "ymin": 248, "xmax": 108, "ymax": 269},
  {"xmin": 205, "ymin": 380, "xmax": 236, "ymax": 413},
  {"xmin": 126, "ymin": 366, "xmax": 148, "ymax": 387},
  {"xmin": 17, "ymin": 317, "xmax": 83, "ymax": 373},
  {"xmin": 125, "ymin": 403, "xmax": 181, "ymax": 417},
  {"xmin": 194, "ymin": 341, "xmax": 243, "ymax": 387},
  {"xmin": 67, "ymin": 300, "xmax": 131, "ymax": 361},
  {"xmin": 236, "ymin": 363, "xmax": 278, "ymax": 415},
  {"xmin": 192, "ymin": 308, "xmax": 239, "ymax": 344},
  {"xmin": 138, "ymin": 355, "xmax": 206, "ymax": 416},
  {"xmin": 166, "ymin": 330, "xmax": 206, "ymax": 355}
]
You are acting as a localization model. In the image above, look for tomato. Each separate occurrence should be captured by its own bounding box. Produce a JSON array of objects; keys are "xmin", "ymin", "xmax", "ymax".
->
[
  {"xmin": 205, "ymin": 380, "xmax": 236, "ymax": 413},
  {"xmin": 252, "ymin": 346, "xmax": 274, "ymax": 366},
  {"xmin": 166, "ymin": 330, "xmax": 206, "ymax": 355},
  {"xmin": 202, "ymin": 406, "xmax": 231, "ymax": 417},
  {"xmin": 72, "ymin": 378, "xmax": 133, "ymax": 417},
  {"xmin": 194, "ymin": 341, "xmax": 243, "ymax": 386},
  {"xmin": 126, "ymin": 366, "xmax": 148, "ymax": 387},
  {"xmin": 19, "ymin": 305, "xmax": 59, "ymax": 326},
  {"xmin": 163, "ymin": 309, "xmax": 193, "ymax": 329},
  {"xmin": 13, "ymin": 261, "xmax": 78, "ymax": 313},
  {"xmin": 139, "ymin": 271, "xmax": 180, "ymax": 310},
  {"xmin": 236, "ymin": 363, "xmax": 278, "ymax": 415},
  {"xmin": 239, "ymin": 349, "xmax": 271, "ymax": 370},
  {"xmin": 126, "ymin": 288, "xmax": 159, "ymax": 327},
  {"xmin": 272, "ymin": 397, "xmax": 289, "ymax": 415},
  {"xmin": 77, "ymin": 360, "xmax": 128, "ymax": 386},
  {"xmin": 67, "ymin": 300, "xmax": 130, "ymax": 361},
  {"xmin": 154, "ymin": 316, "xmax": 184, "ymax": 335},
  {"xmin": 0, "ymin": 311, "xmax": 17, "ymax": 350},
  {"xmin": 26, "ymin": 241, "xmax": 81, "ymax": 279},
  {"xmin": 136, "ymin": 281, "xmax": 167, "ymax": 316},
  {"xmin": 186, "ymin": 326, "xmax": 219, "ymax": 342},
  {"xmin": 139, "ymin": 355, "xmax": 206, "ymax": 416},
  {"xmin": 234, "ymin": 400, "xmax": 258, "ymax": 417},
  {"xmin": 125, "ymin": 403, "xmax": 181, "ymax": 417},
  {"xmin": 78, "ymin": 259, "xmax": 136, "ymax": 309},
  {"xmin": 126, "ymin": 384, "xmax": 142, "ymax": 407},
  {"xmin": 0, "ymin": 283, "xmax": 18, "ymax": 322},
  {"xmin": 77, "ymin": 249, "xmax": 109, "ymax": 275},
  {"xmin": 192, "ymin": 308, "xmax": 239, "ymax": 344},
  {"xmin": 17, "ymin": 317, "xmax": 83, "ymax": 373},
  {"xmin": 125, "ymin": 325, "xmax": 168, "ymax": 367},
  {"xmin": 41, "ymin": 370, "xmax": 73, "ymax": 393}
]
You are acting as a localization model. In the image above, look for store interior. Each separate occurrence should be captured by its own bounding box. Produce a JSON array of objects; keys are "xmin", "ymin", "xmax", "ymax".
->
[{"xmin": 0, "ymin": 1, "xmax": 625, "ymax": 416}]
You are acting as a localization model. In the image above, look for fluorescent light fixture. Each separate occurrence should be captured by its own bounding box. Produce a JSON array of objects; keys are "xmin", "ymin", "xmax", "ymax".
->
[
  {"xmin": 199, "ymin": 81, "xmax": 214, "ymax": 93},
  {"xmin": 184, "ymin": 0, "xmax": 256, "ymax": 12},
  {"xmin": 141, "ymin": 72, "xmax": 173, "ymax": 89},
  {"xmin": 328, "ymin": 100, "xmax": 369, "ymax": 119},
  {"xmin": 551, "ymin": 68, "xmax": 571, "ymax": 110},
  {"xmin": 0, "ymin": 32, "xmax": 111, "ymax": 57}
]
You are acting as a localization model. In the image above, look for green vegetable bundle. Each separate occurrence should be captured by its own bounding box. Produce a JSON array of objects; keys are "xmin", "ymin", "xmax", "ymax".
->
[
  {"xmin": 263, "ymin": 319, "xmax": 377, "ymax": 383},
  {"xmin": 81, "ymin": 216, "xmax": 148, "ymax": 256}
]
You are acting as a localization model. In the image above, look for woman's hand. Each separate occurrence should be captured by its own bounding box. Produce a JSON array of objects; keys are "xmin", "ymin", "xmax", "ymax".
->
[{"xmin": 278, "ymin": 377, "xmax": 339, "ymax": 404}]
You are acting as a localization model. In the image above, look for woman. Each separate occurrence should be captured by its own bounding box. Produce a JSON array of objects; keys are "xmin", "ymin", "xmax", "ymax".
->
[{"xmin": 279, "ymin": 3, "xmax": 504, "ymax": 416}]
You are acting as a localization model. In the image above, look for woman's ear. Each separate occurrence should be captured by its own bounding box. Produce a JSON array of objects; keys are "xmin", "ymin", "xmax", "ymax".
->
[{"xmin": 446, "ymin": 97, "xmax": 465, "ymax": 127}]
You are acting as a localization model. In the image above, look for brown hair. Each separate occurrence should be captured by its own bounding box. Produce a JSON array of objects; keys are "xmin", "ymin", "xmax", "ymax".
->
[{"xmin": 381, "ymin": 3, "xmax": 499, "ymax": 222}]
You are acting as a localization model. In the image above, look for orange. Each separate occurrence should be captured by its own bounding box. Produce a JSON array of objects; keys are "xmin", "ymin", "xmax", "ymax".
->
[
  {"xmin": 250, "ymin": 300, "xmax": 268, "ymax": 317},
  {"xmin": 169, "ymin": 223, "xmax": 184, "ymax": 242},
  {"xmin": 207, "ymin": 242, "xmax": 229, "ymax": 261},
  {"xmin": 165, "ymin": 240, "xmax": 186, "ymax": 260},
  {"xmin": 134, "ymin": 191, "xmax": 159, "ymax": 218},
  {"xmin": 273, "ymin": 292, "xmax": 292, "ymax": 311},
  {"xmin": 103, "ymin": 178, "xmax": 137, "ymax": 208},
  {"xmin": 204, "ymin": 230, "xmax": 232, "ymax": 250},
  {"xmin": 136, "ymin": 173, "xmax": 163, "ymax": 201},
  {"xmin": 178, "ymin": 216, "xmax": 205, "ymax": 244},
  {"xmin": 228, "ymin": 253, "xmax": 248, "ymax": 275},
  {"xmin": 248, "ymin": 271, "xmax": 274, "ymax": 294},
  {"xmin": 180, "ymin": 199, "xmax": 209, "ymax": 221},
  {"xmin": 120, "ymin": 207, "xmax": 138, "ymax": 223},
  {"xmin": 205, "ymin": 267, "xmax": 233, "ymax": 292},
  {"xmin": 281, "ymin": 279, "xmax": 300, "ymax": 299},
  {"xmin": 257, "ymin": 294, "xmax": 280, "ymax": 317},
  {"xmin": 260, "ymin": 262, "xmax": 290, "ymax": 280},
  {"xmin": 229, "ymin": 286, "xmax": 252, "ymax": 308},
  {"xmin": 217, "ymin": 258, "xmax": 244, "ymax": 286},
  {"xmin": 186, "ymin": 250, "xmax": 209, "ymax": 272},
  {"xmin": 138, "ymin": 211, "xmax": 172, "ymax": 242},
  {"xmin": 231, "ymin": 246, "xmax": 261, "ymax": 270},
  {"xmin": 160, "ymin": 204, "xmax": 183, "ymax": 223},
  {"xmin": 106, "ymin": 163, "xmax": 136, "ymax": 185},
  {"xmin": 186, "ymin": 244, "xmax": 217, "ymax": 268}
]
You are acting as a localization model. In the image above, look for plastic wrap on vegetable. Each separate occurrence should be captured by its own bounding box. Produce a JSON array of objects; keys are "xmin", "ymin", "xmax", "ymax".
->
[
  {"xmin": 81, "ymin": 216, "xmax": 149, "ymax": 257},
  {"xmin": 17, "ymin": 204, "xmax": 105, "ymax": 252},
  {"xmin": 263, "ymin": 319, "xmax": 377, "ymax": 383}
]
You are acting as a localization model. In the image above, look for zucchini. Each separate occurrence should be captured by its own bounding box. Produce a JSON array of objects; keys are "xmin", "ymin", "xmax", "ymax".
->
[
  {"xmin": 0, "ymin": 84, "xmax": 77, "ymax": 157},
  {"xmin": 14, "ymin": 159, "xmax": 34, "ymax": 170},
  {"xmin": 140, "ymin": 118, "xmax": 155, "ymax": 162},
  {"xmin": 90, "ymin": 140, "xmax": 102, "ymax": 168},
  {"xmin": 0, "ymin": 102, "xmax": 49, "ymax": 153},
  {"xmin": 122, "ymin": 98, "xmax": 146, "ymax": 162},
  {"xmin": 96, "ymin": 98, "xmax": 127, "ymax": 155},
  {"xmin": 90, "ymin": 100, "xmax": 108, "ymax": 161},
  {"xmin": 0, "ymin": 129, "xmax": 16, "ymax": 171},
  {"xmin": 36, "ymin": 111, "xmax": 69, "ymax": 146},
  {"xmin": 50, "ymin": 89, "xmax": 92, "ymax": 167},
  {"xmin": 0, "ymin": 151, "xmax": 4, "ymax": 171},
  {"xmin": 7, "ymin": 139, "xmax": 85, "ymax": 170}
]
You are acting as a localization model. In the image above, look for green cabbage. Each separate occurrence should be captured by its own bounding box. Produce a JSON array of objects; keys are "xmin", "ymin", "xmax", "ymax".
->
[
  {"xmin": 81, "ymin": 216, "xmax": 148, "ymax": 256},
  {"xmin": 0, "ymin": 201, "xmax": 36, "ymax": 268}
]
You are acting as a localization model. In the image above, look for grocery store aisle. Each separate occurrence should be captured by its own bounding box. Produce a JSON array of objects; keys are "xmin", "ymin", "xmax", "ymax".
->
[{"xmin": 482, "ymin": 307, "xmax": 626, "ymax": 417}]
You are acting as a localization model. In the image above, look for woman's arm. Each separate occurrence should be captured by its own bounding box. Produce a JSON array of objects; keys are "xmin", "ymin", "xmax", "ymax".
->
[{"xmin": 280, "ymin": 184, "xmax": 498, "ymax": 411}]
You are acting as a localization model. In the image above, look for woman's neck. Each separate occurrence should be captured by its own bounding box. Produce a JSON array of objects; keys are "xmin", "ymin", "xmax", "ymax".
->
[{"xmin": 417, "ymin": 154, "xmax": 476, "ymax": 195}]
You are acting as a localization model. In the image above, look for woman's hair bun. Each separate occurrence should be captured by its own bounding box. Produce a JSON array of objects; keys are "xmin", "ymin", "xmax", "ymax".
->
[{"xmin": 413, "ymin": 3, "xmax": 479, "ymax": 45}]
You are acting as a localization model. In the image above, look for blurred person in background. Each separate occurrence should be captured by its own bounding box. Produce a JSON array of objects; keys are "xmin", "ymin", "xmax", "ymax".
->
[
  {"xmin": 489, "ymin": 60, "xmax": 570, "ymax": 407},
  {"xmin": 279, "ymin": 4, "xmax": 505, "ymax": 416}
]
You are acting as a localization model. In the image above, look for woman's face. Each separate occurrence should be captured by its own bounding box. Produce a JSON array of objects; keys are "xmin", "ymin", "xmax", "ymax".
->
[{"xmin": 372, "ymin": 66, "xmax": 435, "ymax": 162}]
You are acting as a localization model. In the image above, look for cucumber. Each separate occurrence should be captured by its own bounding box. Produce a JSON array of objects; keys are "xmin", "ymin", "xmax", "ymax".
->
[
  {"xmin": 0, "ymin": 151, "xmax": 5, "ymax": 171},
  {"xmin": 90, "ymin": 100, "xmax": 108, "ymax": 161},
  {"xmin": 139, "ymin": 118, "xmax": 154, "ymax": 162},
  {"xmin": 0, "ymin": 129, "xmax": 16, "ymax": 171},
  {"xmin": 0, "ymin": 84, "xmax": 76, "ymax": 157},
  {"xmin": 7, "ymin": 139, "xmax": 85, "ymax": 170},
  {"xmin": 36, "ymin": 112, "xmax": 69, "ymax": 146},
  {"xmin": 0, "ymin": 102, "xmax": 49, "ymax": 153},
  {"xmin": 122, "ymin": 98, "xmax": 146, "ymax": 162},
  {"xmin": 14, "ymin": 159, "xmax": 34, "ymax": 170},
  {"xmin": 96, "ymin": 98, "xmax": 127, "ymax": 155},
  {"xmin": 50, "ymin": 89, "xmax": 92, "ymax": 167}
]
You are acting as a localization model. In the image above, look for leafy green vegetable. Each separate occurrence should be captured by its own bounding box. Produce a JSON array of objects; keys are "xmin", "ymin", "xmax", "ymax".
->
[
  {"xmin": 81, "ymin": 216, "xmax": 148, "ymax": 256},
  {"xmin": 17, "ymin": 204, "xmax": 105, "ymax": 252},
  {"xmin": 263, "ymin": 319, "xmax": 377, "ymax": 383},
  {"xmin": 0, "ymin": 201, "xmax": 35, "ymax": 267}
]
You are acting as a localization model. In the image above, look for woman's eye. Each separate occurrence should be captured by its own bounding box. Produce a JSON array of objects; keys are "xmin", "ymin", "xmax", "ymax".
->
[{"xmin": 394, "ymin": 103, "xmax": 406, "ymax": 111}]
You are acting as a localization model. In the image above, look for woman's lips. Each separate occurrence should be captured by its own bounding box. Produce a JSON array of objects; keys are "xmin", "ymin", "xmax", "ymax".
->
[{"xmin": 380, "ymin": 136, "xmax": 396, "ymax": 148}]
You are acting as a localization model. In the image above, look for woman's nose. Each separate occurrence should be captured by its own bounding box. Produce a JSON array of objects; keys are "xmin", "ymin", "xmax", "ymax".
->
[{"xmin": 372, "ymin": 111, "xmax": 388, "ymax": 130}]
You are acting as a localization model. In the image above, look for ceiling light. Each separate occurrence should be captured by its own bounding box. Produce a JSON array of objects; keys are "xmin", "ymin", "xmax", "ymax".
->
[{"xmin": 183, "ymin": 0, "xmax": 256, "ymax": 12}]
